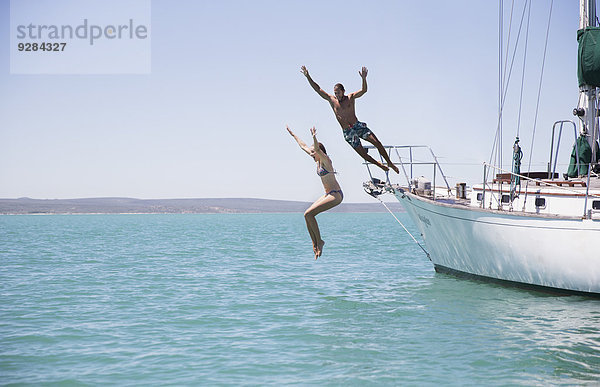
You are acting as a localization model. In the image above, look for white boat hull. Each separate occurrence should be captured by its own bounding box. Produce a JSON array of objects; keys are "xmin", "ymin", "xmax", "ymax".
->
[{"xmin": 394, "ymin": 189, "xmax": 600, "ymax": 296}]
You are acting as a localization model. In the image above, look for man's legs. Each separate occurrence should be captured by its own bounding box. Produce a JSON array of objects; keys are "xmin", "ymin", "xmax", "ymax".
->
[
  {"xmin": 352, "ymin": 143, "xmax": 389, "ymax": 172},
  {"xmin": 364, "ymin": 133, "xmax": 399, "ymax": 173}
]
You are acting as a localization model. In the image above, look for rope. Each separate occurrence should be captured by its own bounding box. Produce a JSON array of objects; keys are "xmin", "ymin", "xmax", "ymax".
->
[{"xmin": 371, "ymin": 193, "xmax": 431, "ymax": 261}]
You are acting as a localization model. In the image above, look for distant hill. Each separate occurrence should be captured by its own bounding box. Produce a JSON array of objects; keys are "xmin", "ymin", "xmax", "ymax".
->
[{"xmin": 0, "ymin": 197, "xmax": 405, "ymax": 215}]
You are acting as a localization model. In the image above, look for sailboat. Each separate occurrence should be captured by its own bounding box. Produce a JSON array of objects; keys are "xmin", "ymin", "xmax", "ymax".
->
[{"xmin": 364, "ymin": 0, "xmax": 600, "ymax": 297}]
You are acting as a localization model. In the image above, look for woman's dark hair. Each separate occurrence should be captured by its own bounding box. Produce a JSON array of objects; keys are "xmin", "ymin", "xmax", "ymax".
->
[
  {"xmin": 334, "ymin": 83, "xmax": 345, "ymax": 92},
  {"xmin": 318, "ymin": 142, "xmax": 327, "ymax": 154}
]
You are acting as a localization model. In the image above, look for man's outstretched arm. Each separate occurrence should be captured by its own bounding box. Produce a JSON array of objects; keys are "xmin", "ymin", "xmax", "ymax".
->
[
  {"xmin": 301, "ymin": 66, "xmax": 331, "ymax": 101},
  {"xmin": 351, "ymin": 66, "xmax": 368, "ymax": 99}
]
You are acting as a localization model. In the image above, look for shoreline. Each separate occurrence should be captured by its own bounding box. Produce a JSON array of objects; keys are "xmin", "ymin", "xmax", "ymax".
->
[{"xmin": 0, "ymin": 197, "xmax": 405, "ymax": 215}]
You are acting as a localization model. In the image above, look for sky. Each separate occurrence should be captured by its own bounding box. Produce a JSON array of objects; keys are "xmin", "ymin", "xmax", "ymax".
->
[{"xmin": 0, "ymin": 0, "xmax": 584, "ymax": 203}]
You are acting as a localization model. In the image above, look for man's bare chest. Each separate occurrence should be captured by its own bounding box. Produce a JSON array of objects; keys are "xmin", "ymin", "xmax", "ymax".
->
[{"xmin": 332, "ymin": 99, "xmax": 354, "ymax": 113}]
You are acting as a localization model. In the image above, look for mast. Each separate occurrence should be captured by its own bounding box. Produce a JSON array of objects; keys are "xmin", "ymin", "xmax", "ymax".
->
[{"xmin": 579, "ymin": 0, "xmax": 599, "ymax": 163}]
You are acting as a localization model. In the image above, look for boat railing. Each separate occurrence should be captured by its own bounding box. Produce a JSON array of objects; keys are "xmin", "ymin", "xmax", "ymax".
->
[
  {"xmin": 363, "ymin": 145, "xmax": 451, "ymax": 199},
  {"xmin": 482, "ymin": 162, "xmax": 600, "ymax": 218},
  {"xmin": 548, "ymin": 120, "xmax": 578, "ymax": 180}
]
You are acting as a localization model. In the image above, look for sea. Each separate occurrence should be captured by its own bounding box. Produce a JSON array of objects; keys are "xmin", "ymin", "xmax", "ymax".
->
[{"xmin": 1, "ymin": 212, "xmax": 599, "ymax": 386}]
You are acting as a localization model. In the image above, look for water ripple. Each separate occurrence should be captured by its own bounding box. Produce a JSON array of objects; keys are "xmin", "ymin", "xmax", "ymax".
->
[{"xmin": 1, "ymin": 214, "xmax": 599, "ymax": 385}]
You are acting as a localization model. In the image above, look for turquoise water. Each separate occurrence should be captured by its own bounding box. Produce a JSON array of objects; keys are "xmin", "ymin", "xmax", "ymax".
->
[{"xmin": 1, "ymin": 213, "xmax": 599, "ymax": 385}]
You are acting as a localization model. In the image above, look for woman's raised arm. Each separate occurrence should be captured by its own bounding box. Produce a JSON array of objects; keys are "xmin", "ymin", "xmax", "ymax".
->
[{"xmin": 287, "ymin": 125, "xmax": 312, "ymax": 156}]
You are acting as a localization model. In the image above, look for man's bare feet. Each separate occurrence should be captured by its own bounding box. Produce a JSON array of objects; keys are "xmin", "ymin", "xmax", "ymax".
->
[
  {"xmin": 377, "ymin": 163, "xmax": 389, "ymax": 172},
  {"xmin": 315, "ymin": 240, "xmax": 325, "ymax": 260}
]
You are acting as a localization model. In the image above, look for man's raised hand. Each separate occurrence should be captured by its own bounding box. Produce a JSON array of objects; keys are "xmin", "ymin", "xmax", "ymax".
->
[{"xmin": 359, "ymin": 66, "xmax": 368, "ymax": 79}]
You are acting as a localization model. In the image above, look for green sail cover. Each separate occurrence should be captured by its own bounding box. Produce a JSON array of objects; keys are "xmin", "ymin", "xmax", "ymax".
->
[
  {"xmin": 577, "ymin": 27, "xmax": 600, "ymax": 87},
  {"xmin": 567, "ymin": 136, "xmax": 599, "ymax": 177}
]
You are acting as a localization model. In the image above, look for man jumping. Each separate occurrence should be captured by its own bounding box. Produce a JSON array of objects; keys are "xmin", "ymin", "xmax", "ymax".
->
[{"xmin": 301, "ymin": 65, "xmax": 399, "ymax": 173}]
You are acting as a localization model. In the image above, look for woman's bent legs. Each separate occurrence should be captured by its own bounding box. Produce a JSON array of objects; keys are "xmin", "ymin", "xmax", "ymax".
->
[{"xmin": 304, "ymin": 192, "xmax": 343, "ymax": 259}]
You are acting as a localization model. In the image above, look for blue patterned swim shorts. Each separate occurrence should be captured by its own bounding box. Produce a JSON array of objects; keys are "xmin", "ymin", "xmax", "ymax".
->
[{"xmin": 342, "ymin": 121, "xmax": 373, "ymax": 148}]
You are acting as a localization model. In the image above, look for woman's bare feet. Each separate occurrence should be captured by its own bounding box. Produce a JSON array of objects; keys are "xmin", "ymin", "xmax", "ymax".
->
[{"xmin": 315, "ymin": 240, "xmax": 325, "ymax": 260}]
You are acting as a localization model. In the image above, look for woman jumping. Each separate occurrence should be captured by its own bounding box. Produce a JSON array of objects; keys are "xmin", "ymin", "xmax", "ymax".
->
[{"xmin": 286, "ymin": 125, "xmax": 343, "ymax": 259}]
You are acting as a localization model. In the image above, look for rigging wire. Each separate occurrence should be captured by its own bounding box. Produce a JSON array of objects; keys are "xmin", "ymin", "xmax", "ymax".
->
[
  {"xmin": 488, "ymin": 0, "xmax": 529, "ymax": 182},
  {"xmin": 499, "ymin": 0, "xmax": 503, "ymax": 170},
  {"xmin": 370, "ymin": 193, "xmax": 431, "ymax": 261},
  {"xmin": 522, "ymin": 0, "xmax": 554, "ymax": 209},
  {"xmin": 516, "ymin": 0, "xmax": 532, "ymax": 138},
  {"xmin": 498, "ymin": 0, "xmax": 511, "ymax": 170}
]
